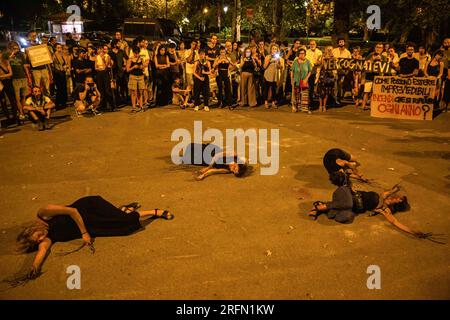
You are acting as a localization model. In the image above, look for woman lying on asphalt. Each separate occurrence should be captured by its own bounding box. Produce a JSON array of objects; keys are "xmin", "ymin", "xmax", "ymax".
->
[
  {"xmin": 308, "ymin": 171, "xmax": 444, "ymax": 243},
  {"xmin": 178, "ymin": 143, "xmax": 248, "ymax": 180},
  {"xmin": 15, "ymin": 196, "xmax": 174, "ymax": 281},
  {"xmin": 323, "ymin": 148, "xmax": 367, "ymax": 182}
]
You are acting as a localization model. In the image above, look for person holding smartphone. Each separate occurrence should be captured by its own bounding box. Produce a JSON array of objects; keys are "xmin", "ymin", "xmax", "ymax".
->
[
  {"xmin": 73, "ymin": 76, "xmax": 101, "ymax": 116},
  {"xmin": 126, "ymin": 46, "xmax": 146, "ymax": 112},
  {"xmin": 263, "ymin": 44, "xmax": 284, "ymax": 109}
]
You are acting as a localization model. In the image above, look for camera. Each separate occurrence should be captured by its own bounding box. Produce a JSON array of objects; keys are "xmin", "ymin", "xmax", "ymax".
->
[{"xmin": 88, "ymin": 83, "xmax": 95, "ymax": 88}]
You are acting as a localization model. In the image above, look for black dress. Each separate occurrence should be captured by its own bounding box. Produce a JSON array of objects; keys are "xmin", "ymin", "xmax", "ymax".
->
[
  {"xmin": 323, "ymin": 148, "xmax": 352, "ymax": 174},
  {"xmin": 42, "ymin": 196, "xmax": 142, "ymax": 243},
  {"xmin": 181, "ymin": 143, "xmax": 237, "ymax": 169}
]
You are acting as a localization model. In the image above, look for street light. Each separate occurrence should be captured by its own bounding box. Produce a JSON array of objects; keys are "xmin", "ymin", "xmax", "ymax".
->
[
  {"xmin": 224, "ymin": 6, "xmax": 228, "ymax": 13},
  {"xmin": 203, "ymin": 8, "xmax": 208, "ymax": 33}
]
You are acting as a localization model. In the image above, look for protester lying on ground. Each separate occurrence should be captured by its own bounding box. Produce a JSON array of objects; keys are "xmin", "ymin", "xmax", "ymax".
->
[
  {"xmin": 14, "ymin": 196, "xmax": 174, "ymax": 282},
  {"xmin": 178, "ymin": 143, "xmax": 248, "ymax": 180},
  {"xmin": 323, "ymin": 148, "xmax": 366, "ymax": 182},
  {"xmin": 307, "ymin": 171, "xmax": 444, "ymax": 243},
  {"xmin": 23, "ymin": 86, "xmax": 55, "ymax": 131},
  {"xmin": 73, "ymin": 76, "xmax": 101, "ymax": 116}
]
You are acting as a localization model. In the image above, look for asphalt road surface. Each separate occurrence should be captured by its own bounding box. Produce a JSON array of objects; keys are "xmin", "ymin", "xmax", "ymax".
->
[{"xmin": 0, "ymin": 103, "xmax": 449, "ymax": 299}]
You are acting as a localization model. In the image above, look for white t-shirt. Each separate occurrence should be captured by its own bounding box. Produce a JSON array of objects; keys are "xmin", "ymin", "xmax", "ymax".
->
[
  {"xmin": 184, "ymin": 49, "xmax": 199, "ymax": 74},
  {"xmin": 25, "ymin": 96, "xmax": 51, "ymax": 108},
  {"xmin": 306, "ymin": 48, "xmax": 323, "ymax": 67}
]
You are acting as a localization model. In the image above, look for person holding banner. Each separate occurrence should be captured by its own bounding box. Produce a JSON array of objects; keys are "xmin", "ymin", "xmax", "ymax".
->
[
  {"xmin": 316, "ymin": 46, "xmax": 335, "ymax": 112},
  {"xmin": 306, "ymin": 40, "xmax": 323, "ymax": 107},
  {"xmin": 332, "ymin": 38, "xmax": 351, "ymax": 105},
  {"xmin": 26, "ymin": 31, "xmax": 53, "ymax": 96},
  {"xmin": 425, "ymin": 50, "xmax": 445, "ymax": 108},
  {"xmin": 441, "ymin": 38, "xmax": 450, "ymax": 112},
  {"xmin": 398, "ymin": 44, "xmax": 419, "ymax": 78},
  {"xmin": 387, "ymin": 47, "xmax": 400, "ymax": 75},
  {"xmin": 358, "ymin": 52, "xmax": 380, "ymax": 111}
]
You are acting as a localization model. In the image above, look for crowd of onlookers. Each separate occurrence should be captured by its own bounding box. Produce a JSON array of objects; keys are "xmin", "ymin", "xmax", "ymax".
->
[{"xmin": 0, "ymin": 31, "xmax": 449, "ymax": 130}]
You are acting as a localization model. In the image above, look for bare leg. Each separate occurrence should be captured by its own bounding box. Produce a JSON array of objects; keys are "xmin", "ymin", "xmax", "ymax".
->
[
  {"xmin": 130, "ymin": 90, "xmax": 137, "ymax": 109},
  {"xmin": 138, "ymin": 209, "xmax": 174, "ymax": 220},
  {"xmin": 138, "ymin": 90, "xmax": 144, "ymax": 109}
]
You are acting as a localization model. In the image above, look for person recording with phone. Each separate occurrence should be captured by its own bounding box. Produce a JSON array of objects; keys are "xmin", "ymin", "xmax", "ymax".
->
[
  {"xmin": 72, "ymin": 76, "xmax": 101, "ymax": 116},
  {"xmin": 126, "ymin": 46, "xmax": 146, "ymax": 112},
  {"xmin": 263, "ymin": 44, "xmax": 284, "ymax": 109}
]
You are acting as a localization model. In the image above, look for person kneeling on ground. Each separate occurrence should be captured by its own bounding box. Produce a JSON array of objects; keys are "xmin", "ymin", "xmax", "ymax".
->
[
  {"xmin": 172, "ymin": 77, "xmax": 193, "ymax": 109},
  {"xmin": 308, "ymin": 171, "xmax": 443, "ymax": 243},
  {"xmin": 73, "ymin": 76, "xmax": 101, "ymax": 116},
  {"xmin": 323, "ymin": 148, "xmax": 367, "ymax": 182},
  {"xmin": 178, "ymin": 143, "xmax": 248, "ymax": 180},
  {"xmin": 23, "ymin": 86, "xmax": 55, "ymax": 131}
]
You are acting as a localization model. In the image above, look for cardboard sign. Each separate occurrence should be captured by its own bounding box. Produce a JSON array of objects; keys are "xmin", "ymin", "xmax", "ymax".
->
[
  {"xmin": 26, "ymin": 44, "xmax": 53, "ymax": 68},
  {"xmin": 370, "ymin": 76, "xmax": 436, "ymax": 121},
  {"xmin": 322, "ymin": 58, "xmax": 391, "ymax": 73}
]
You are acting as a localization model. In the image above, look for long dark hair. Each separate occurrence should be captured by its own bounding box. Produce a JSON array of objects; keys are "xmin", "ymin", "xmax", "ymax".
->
[
  {"xmin": 234, "ymin": 163, "xmax": 248, "ymax": 178},
  {"xmin": 388, "ymin": 196, "xmax": 410, "ymax": 213},
  {"xmin": 329, "ymin": 171, "xmax": 351, "ymax": 187}
]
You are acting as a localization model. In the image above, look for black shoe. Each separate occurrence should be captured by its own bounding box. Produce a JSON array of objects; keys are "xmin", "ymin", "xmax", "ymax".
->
[{"xmin": 38, "ymin": 122, "xmax": 45, "ymax": 131}]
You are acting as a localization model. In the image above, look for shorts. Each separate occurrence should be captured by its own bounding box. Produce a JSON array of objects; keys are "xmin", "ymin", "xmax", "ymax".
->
[
  {"xmin": 128, "ymin": 75, "xmax": 145, "ymax": 91},
  {"xmin": 32, "ymin": 69, "xmax": 50, "ymax": 92},
  {"xmin": 13, "ymin": 78, "xmax": 29, "ymax": 99}
]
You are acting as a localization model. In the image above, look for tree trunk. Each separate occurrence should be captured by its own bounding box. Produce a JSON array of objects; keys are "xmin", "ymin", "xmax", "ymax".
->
[
  {"xmin": 236, "ymin": 0, "xmax": 241, "ymax": 41},
  {"xmin": 363, "ymin": 27, "xmax": 369, "ymax": 42},
  {"xmin": 272, "ymin": 0, "xmax": 283, "ymax": 39},
  {"xmin": 333, "ymin": 0, "xmax": 351, "ymax": 42},
  {"xmin": 399, "ymin": 27, "xmax": 410, "ymax": 44},
  {"xmin": 231, "ymin": 0, "xmax": 236, "ymax": 40},
  {"xmin": 217, "ymin": 4, "xmax": 221, "ymax": 32}
]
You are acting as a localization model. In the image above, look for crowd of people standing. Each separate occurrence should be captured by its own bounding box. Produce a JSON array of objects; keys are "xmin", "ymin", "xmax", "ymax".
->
[{"xmin": 0, "ymin": 31, "xmax": 449, "ymax": 130}]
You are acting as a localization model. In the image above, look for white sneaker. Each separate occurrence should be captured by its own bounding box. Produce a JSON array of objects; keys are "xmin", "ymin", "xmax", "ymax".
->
[
  {"xmin": 204, "ymin": 106, "xmax": 210, "ymax": 112},
  {"xmin": 194, "ymin": 106, "xmax": 199, "ymax": 111}
]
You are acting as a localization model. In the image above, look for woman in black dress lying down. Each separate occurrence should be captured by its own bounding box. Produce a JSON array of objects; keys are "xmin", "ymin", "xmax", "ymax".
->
[
  {"xmin": 179, "ymin": 143, "xmax": 248, "ymax": 180},
  {"xmin": 16, "ymin": 196, "xmax": 174, "ymax": 279}
]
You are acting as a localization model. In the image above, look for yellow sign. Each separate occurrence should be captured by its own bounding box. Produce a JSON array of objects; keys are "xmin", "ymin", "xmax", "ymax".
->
[
  {"xmin": 26, "ymin": 44, "xmax": 53, "ymax": 68},
  {"xmin": 370, "ymin": 76, "xmax": 436, "ymax": 121}
]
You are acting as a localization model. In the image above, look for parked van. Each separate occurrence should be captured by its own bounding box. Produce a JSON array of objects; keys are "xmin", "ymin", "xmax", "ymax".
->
[{"xmin": 122, "ymin": 18, "xmax": 182, "ymax": 45}]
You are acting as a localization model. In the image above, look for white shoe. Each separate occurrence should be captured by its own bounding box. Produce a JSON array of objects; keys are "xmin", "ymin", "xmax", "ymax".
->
[
  {"xmin": 204, "ymin": 106, "xmax": 210, "ymax": 112},
  {"xmin": 194, "ymin": 106, "xmax": 199, "ymax": 111}
]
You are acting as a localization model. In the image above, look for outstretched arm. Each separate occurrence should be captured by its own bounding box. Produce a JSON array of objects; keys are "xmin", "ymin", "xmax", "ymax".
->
[
  {"xmin": 30, "ymin": 237, "xmax": 52, "ymax": 278},
  {"xmin": 376, "ymin": 208, "xmax": 416, "ymax": 236},
  {"xmin": 196, "ymin": 168, "xmax": 230, "ymax": 180}
]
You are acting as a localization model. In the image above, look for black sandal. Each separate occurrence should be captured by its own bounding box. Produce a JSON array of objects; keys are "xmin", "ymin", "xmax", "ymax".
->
[
  {"xmin": 309, "ymin": 201, "xmax": 326, "ymax": 220},
  {"xmin": 152, "ymin": 208, "xmax": 174, "ymax": 220},
  {"xmin": 120, "ymin": 202, "xmax": 141, "ymax": 213}
]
